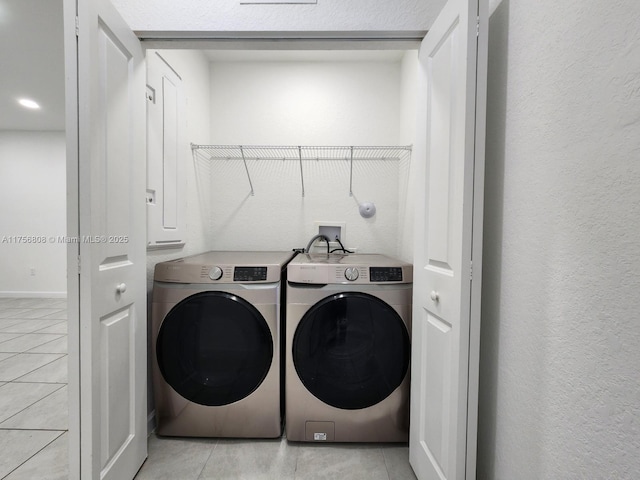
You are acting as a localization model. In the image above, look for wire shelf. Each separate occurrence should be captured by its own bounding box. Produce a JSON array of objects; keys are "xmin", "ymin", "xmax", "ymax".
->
[{"xmin": 191, "ymin": 144, "xmax": 412, "ymax": 196}]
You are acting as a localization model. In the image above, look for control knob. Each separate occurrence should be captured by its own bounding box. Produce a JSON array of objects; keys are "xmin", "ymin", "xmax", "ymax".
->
[
  {"xmin": 344, "ymin": 267, "xmax": 359, "ymax": 281},
  {"xmin": 208, "ymin": 266, "xmax": 223, "ymax": 281}
]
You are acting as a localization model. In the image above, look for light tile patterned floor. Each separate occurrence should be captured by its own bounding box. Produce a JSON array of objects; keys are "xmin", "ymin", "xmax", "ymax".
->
[
  {"xmin": 0, "ymin": 297, "xmax": 68, "ymax": 479},
  {"xmin": 0, "ymin": 297, "xmax": 416, "ymax": 480},
  {"xmin": 134, "ymin": 434, "xmax": 417, "ymax": 480}
]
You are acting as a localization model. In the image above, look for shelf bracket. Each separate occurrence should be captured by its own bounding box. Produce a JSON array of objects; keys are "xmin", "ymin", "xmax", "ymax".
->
[
  {"xmin": 349, "ymin": 146, "xmax": 355, "ymax": 196},
  {"xmin": 239, "ymin": 146, "xmax": 255, "ymax": 196},
  {"xmin": 298, "ymin": 146, "xmax": 305, "ymax": 197}
]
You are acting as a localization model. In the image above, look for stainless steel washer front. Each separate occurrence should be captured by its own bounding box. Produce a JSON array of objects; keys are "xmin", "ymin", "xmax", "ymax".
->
[
  {"xmin": 151, "ymin": 251, "xmax": 295, "ymax": 438},
  {"xmin": 285, "ymin": 253, "xmax": 413, "ymax": 443}
]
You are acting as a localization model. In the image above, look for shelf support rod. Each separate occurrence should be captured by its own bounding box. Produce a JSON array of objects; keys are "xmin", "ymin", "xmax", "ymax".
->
[
  {"xmin": 349, "ymin": 146, "xmax": 354, "ymax": 196},
  {"xmin": 240, "ymin": 146, "xmax": 255, "ymax": 196},
  {"xmin": 298, "ymin": 146, "xmax": 305, "ymax": 197}
]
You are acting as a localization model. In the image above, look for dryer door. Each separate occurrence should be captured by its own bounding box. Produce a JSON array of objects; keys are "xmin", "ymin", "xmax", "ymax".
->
[
  {"xmin": 293, "ymin": 292, "xmax": 410, "ymax": 410},
  {"xmin": 157, "ymin": 291, "xmax": 273, "ymax": 406}
]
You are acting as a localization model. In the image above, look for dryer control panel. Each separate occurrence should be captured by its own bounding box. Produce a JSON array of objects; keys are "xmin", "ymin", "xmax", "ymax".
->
[
  {"xmin": 370, "ymin": 267, "xmax": 403, "ymax": 282},
  {"xmin": 288, "ymin": 254, "xmax": 412, "ymax": 285},
  {"xmin": 153, "ymin": 251, "xmax": 294, "ymax": 284},
  {"xmin": 233, "ymin": 266, "xmax": 268, "ymax": 282}
]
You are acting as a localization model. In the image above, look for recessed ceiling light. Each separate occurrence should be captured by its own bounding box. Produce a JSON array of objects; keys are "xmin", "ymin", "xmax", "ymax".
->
[{"xmin": 18, "ymin": 98, "xmax": 41, "ymax": 110}]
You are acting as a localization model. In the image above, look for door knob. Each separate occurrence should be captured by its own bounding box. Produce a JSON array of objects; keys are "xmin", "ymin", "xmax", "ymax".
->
[
  {"xmin": 430, "ymin": 290, "xmax": 439, "ymax": 302},
  {"xmin": 116, "ymin": 283, "xmax": 127, "ymax": 294}
]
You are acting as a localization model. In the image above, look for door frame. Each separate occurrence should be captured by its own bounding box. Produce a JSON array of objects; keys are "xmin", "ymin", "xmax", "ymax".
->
[{"xmin": 65, "ymin": 12, "xmax": 485, "ymax": 480}]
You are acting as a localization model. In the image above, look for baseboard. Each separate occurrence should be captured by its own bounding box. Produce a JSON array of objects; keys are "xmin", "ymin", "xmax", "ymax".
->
[{"xmin": 0, "ymin": 291, "xmax": 67, "ymax": 298}]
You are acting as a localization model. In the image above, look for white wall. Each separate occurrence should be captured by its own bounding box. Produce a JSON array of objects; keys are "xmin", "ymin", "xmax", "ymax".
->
[
  {"xmin": 145, "ymin": 49, "xmax": 213, "ymax": 286},
  {"xmin": 0, "ymin": 131, "xmax": 66, "ymax": 297},
  {"xmin": 111, "ymin": 0, "xmax": 443, "ymax": 35},
  {"xmin": 478, "ymin": 0, "xmax": 640, "ymax": 478},
  {"xmin": 207, "ymin": 58, "xmax": 408, "ymax": 256},
  {"xmin": 397, "ymin": 51, "xmax": 418, "ymax": 262}
]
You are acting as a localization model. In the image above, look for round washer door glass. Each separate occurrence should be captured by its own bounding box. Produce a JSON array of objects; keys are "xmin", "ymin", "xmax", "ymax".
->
[
  {"xmin": 293, "ymin": 292, "xmax": 410, "ymax": 410},
  {"xmin": 157, "ymin": 291, "xmax": 273, "ymax": 406}
]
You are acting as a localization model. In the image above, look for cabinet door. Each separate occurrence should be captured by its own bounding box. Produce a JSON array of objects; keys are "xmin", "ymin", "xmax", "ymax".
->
[
  {"xmin": 409, "ymin": 0, "xmax": 488, "ymax": 478},
  {"xmin": 146, "ymin": 51, "xmax": 186, "ymax": 249}
]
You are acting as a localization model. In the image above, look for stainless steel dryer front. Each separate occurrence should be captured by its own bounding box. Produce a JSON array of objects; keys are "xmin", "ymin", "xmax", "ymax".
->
[
  {"xmin": 285, "ymin": 253, "xmax": 412, "ymax": 443},
  {"xmin": 151, "ymin": 251, "xmax": 295, "ymax": 438}
]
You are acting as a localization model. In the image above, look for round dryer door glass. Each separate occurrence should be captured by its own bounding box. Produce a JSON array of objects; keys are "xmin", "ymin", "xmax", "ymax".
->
[
  {"xmin": 157, "ymin": 291, "xmax": 273, "ymax": 406},
  {"xmin": 293, "ymin": 292, "xmax": 410, "ymax": 410}
]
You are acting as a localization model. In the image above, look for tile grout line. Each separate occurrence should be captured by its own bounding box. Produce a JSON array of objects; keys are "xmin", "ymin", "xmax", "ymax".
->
[
  {"xmin": 0, "ymin": 383, "xmax": 67, "ymax": 428},
  {"xmin": 194, "ymin": 438, "xmax": 219, "ymax": 480},
  {"xmin": 0, "ymin": 430, "xmax": 65, "ymax": 479}
]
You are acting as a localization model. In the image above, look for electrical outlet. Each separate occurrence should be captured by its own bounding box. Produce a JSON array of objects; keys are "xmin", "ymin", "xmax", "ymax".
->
[
  {"xmin": 319, "ymin": 225, "xmax": 341, "ymax": 241},
  {"xmin": 315, "ymin": 221, "xmax": 346, "ymax": 242}
]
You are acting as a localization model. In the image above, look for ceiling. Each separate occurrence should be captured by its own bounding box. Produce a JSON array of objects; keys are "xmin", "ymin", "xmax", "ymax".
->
[
  {"xmin": 0, "ymin": 1, "xmax": 408, "ymax": 132},
  {"xmin": 0, "ymin": 0, "xmax": 65, "ymax": 131},
  {"xmin": 202, "ymin": 49, "xmax": 407, "ymax": 63}
]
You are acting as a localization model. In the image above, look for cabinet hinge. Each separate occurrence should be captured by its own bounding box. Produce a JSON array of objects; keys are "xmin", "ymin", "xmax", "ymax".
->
[
  {"xmin": 476, "ymin": 16, "xmax": 480, "ymax": 37},
  {"xmin": 470, "ymin": 261, "xmax": 473, "ymax": 280},
  {"xmin": 77, "ymin": 255, "xmax": 81, "ymax": 275},
  {"xmin": 75, "ymin": 16, "xmax": 79, "ymax": 37}
]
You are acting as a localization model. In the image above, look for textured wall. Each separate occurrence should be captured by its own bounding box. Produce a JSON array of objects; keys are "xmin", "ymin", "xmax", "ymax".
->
[
  {"xmin": 206, "ymin": 58, "xmax": 408, "ymax": 256},
  {"xmin": 110, "ymin": 0, "xmax": 442, "ymax": 35},
  {"xmin": 478, "ymin": 0, "xmax": 640, "ymax": 478}
]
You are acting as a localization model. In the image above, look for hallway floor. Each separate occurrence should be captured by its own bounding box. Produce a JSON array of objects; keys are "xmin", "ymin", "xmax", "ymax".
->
[
  {"xmin": 0, "ymin": 297, "xmax": 416, "ymax": 480},
  {"xmin": 0, "ymin": 297, "xmax": 68, "ymax": 479}
]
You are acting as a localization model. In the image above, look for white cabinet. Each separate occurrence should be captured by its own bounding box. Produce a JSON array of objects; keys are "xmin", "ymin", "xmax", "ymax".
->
[{"xmin": 146, "ymin": 51, "xmax": 186, "ymax": 249}]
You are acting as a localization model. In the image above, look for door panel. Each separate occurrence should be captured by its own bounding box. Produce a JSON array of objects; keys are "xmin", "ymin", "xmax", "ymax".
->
[
  {"xmin": 100, "ymin": 306, "xmax": 134, "ymax": 468},
  {"xmin": 67, "ymin": 0, "xmax": 147, "ymax": 478},
  {"xmin": 409, "ymin": 0, "xmax": 487, "ymax": 479}
]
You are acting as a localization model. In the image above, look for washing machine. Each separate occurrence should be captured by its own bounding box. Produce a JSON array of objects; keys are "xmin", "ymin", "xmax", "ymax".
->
[
  {"xmin": 285, "ymin": 253, "xmax": 412, "ymax": 442},
  {"xmin": 151, "ymin": 250, "xmax": 295, "ymax": 438}
]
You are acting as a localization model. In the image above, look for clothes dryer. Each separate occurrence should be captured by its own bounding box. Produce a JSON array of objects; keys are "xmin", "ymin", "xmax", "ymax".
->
[
  {"xmin": 286, "ymin": 253, "xmax": 412, "ymax": 442},
  {"xmin": 151, "ymin": 251, "xmax": 295, "ymax": 438}
]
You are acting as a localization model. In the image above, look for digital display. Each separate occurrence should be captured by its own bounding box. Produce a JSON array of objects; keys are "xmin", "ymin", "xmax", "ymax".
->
[
  {"xmin": 370, "ymin": 267, "xmax": 403, "ymax": 282},
  {"xmin": 233, "ymin": 266, "xmax": 268, "ymax": 282}
]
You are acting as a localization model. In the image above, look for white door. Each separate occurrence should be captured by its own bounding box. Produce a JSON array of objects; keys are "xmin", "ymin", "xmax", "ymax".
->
[
  {"xmin": 65, "ymin": 0, "xmax": 148, "ymax": 478},
  {"xmin": 409, "ymin": 0, "xmax": 487, "ymax": 478}
]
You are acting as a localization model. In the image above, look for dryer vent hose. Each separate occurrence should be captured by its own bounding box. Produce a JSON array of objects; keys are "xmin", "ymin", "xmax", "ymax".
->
[{"xmin": 305, "ymin": 234, "xmax": 331, "ymax": 254}]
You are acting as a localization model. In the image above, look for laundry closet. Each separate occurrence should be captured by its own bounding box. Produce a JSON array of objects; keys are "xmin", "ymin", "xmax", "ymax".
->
[
  {"xmin": 144, "ymin": 47, "xmax": 419, "ymax": 271},
  {"xmin": 143, "ymin": 43, "xmax": 422, "ymax": 440}
]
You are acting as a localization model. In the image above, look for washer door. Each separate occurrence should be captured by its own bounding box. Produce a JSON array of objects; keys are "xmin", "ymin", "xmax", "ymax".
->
[
  {"xmin": 157, "ymin": 291, "xmax": 273, "ymax": 406},
  {"xmin": 293, "ymin": 292, "xmax": 410, "ymax": 410}
]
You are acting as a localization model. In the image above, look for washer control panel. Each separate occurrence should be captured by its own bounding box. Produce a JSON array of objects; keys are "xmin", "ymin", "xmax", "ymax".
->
[
  {"xmin": 344, "ymin": 267, "xmax": 360, "ymax": 281},
  {"xmin": 233, "ymin": 266, "xmax": 268, "ymax": 282},
  {"xmin": 208, "ymin": 266, "xmax": 223, "ymax": 280}
]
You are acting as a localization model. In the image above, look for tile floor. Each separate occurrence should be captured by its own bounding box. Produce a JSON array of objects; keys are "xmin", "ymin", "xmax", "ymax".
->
[
  {"xmin": 0, "ymin": 297, "xmax": 68, "ymax": 480},
  {"xmin": 135, "ymin": 434, "xmax": 417, "ymax": 480},
  {"xmin": 0, "ymin": 297, "xmax": 417, "ymax": 480}
]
